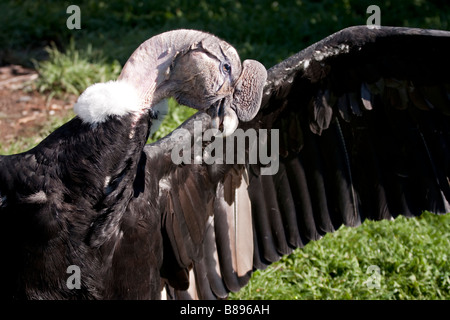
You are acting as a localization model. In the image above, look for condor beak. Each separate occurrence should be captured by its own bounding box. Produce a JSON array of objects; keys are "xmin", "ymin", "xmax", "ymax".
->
[
  {"xmin": 208, "ymin": 60, "xmax": 267, "ymax": 137},
  {"xmin": 208, "ymin": 97, "xmax": 239, "ymax": 137}
]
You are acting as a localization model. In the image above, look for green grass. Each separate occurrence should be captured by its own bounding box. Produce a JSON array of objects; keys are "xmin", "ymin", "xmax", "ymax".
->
[
  {"xmin": 33, "ymin": 39, "xmax": 122, "ymax": 99},
  {"xmin": 1, "ymin": 0, "xmax": 449, "ymax": 300},
  {"xmin": 230, "ymin": 212, "xmax": 450, "ymax": 300}
]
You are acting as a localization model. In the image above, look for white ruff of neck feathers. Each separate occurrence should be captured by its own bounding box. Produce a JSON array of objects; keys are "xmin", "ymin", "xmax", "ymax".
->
[{"xmin": 74, "ymin": 80, "xmax": 142, "ymax": 124}]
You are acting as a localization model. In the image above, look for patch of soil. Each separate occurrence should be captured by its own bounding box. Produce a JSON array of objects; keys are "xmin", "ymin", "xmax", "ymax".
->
[{"xmin": 0, "ymin": 64, "xmax": 76, "ymax": 146}]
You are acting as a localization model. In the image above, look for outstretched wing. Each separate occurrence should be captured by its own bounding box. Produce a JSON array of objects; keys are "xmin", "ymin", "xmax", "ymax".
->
[
  {"xmin": 144, "ymin": 26, "xmax": 450, "ymax": 299},
  {"xmin": 139, "ymin": 112, "xmax": 240, "ymax": 298}
]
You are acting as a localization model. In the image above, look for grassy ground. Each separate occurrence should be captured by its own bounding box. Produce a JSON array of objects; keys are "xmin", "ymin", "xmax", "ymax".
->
[
  {"xmin": 1, "ymin": 0, "xmax": 449, "ymax": 299},
  {"xmin": 230, "ymin": 212, "xmax": 450, "ymax": 300}
]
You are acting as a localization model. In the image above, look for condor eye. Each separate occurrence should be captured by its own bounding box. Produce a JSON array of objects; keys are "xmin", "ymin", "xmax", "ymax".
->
[{"xmin": 222, "ymin": 62, "xmax": 231, "ymax": 74}]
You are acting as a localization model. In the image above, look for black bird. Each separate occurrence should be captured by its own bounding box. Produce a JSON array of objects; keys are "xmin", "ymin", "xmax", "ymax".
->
[
  {"xmin": 1, "ymin": 26, "xmax": 449, "ymax": 300},
  {"xmin": 0, "ymin": 29, "xmax": 266, "ymax": 299}
]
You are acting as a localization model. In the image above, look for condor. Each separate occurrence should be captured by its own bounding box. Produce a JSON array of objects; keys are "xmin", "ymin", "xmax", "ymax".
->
[{"xmin": 1, "ymin": 26, "xmax": 449, "ymax": 300}]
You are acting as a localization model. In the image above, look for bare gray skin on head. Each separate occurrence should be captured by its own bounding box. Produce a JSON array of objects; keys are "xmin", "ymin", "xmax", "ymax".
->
[{"xmin": 119, "ymin": 29, "xmax": 267, "ymax": 136}]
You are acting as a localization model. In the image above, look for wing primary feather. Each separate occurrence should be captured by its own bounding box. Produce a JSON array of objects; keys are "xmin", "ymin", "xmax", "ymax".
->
[
  {"xmin": 166, "ymin": 191, "xmax": 193, "ymax": 267},
  {"xmin": 272, "ymin": 162, "xmax": 303, "ymax": 248},
  {"xmin": 302, "ymin": 127, "xmax": 334, "ymax": 234},
  {"xmin": 283, "ymin": 156, "xmax": 320, "ymax": 242},
  {"xmin": 212, "ymin": 183, "xmax": 244, "ymax": 292},
  {"xmin": 334, "ymin": 118, "xmax": 360, "ymax": 225},
  {"xmin": 251, "ymin": 220, "xmax": 268, "ymax": 270},
  {"xmin": 203, "ymin": 216, "xmax": 229, "ymax": 299},
  {"xmin": 320, "ymin": 118, "xmax": 360, "ymax": 227},
  {"xmin": 232, "ymin": 170, "xmax": 254, "ymax": 281},
  {"xmin": 174, "ymin": 288, "xmax": 193, "ymax": 300},
  {"xmin": 247, "ymin": 174, "xmax": 282, "ymax": 263},
  {"xmin": 192, "ymin": 261, "xmax": 217, "ymax": 300},
  {"xmin": 260, "ymin": 174, "xmax": 291, "ymax": 256},
  {"xmin": 351, "ymin": 122, "xmax": 392, "ymax": 221}
]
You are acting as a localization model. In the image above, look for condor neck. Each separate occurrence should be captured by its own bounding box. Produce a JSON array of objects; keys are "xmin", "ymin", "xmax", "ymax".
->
[{"xmin": 118, "ymin": 29, "xmax": 212, "ymax": 106}]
